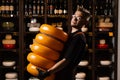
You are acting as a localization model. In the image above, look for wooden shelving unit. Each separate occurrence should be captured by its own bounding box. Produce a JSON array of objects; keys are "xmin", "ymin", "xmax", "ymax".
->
[{"xmin": 0, "ymin": 0, "xmax": 118, "ymax": 80}]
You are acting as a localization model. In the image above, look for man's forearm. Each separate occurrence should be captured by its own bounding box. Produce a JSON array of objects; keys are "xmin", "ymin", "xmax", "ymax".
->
[{"xmin": 48, "ymin": 58, "xmax": 69, "ymax": 74}]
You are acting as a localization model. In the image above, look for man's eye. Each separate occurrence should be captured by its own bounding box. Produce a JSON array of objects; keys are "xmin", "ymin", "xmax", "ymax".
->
[{"xmin": 72, "ymin": 15, "xmax": 81, "ymax": 21}]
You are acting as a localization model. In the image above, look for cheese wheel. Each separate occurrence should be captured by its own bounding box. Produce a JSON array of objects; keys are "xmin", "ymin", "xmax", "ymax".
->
[
  {"xmin": 40, "ymin": 24, "xmax": 68, "ymax": 42},
  {"xmin": 5, "ymin": 34, "xmax": 12, "ymax": 39},
  {"xmin": 35, "ymin": 33, "xmax": 64, "ymax": 51},
  {"xmin": 27, "ymin": 63, "xmax": 44, "ymax": 76},
  {"xmin": 2, "ymin": 39, "xmax": 16, "ymax": 44},
  {"xmin": 30, "ymin": 43, "xmax": 60, "ymax": 61},
  {"xmin": 27, "ymin": 52, "xmax": 55, "ymax": 69},
  {"xmin": 27, "ymin": 63, "xmax": 55, "ymax": 80}
]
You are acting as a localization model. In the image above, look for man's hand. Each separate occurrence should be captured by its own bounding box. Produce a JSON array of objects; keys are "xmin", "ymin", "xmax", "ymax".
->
[{"xmin": 37, "ymin": 68, "xmax": 50, "ymax": 79}]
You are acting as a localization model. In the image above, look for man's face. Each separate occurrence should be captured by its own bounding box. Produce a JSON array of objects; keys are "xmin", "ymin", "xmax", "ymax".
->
[{"xmin": 71, "ymin": 11, "xmax": 85, "ymax": 29}]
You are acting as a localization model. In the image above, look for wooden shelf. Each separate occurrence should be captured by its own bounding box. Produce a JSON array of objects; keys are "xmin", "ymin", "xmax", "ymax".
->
[{"xmin": 0, "ymin": 0, "xmax": 118, "ymax": 80}]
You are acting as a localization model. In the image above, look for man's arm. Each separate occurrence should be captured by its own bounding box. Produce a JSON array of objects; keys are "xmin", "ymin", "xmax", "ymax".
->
[{"xmin": 47, "ymin": 58, "xmax": 69, "ymax": 74}]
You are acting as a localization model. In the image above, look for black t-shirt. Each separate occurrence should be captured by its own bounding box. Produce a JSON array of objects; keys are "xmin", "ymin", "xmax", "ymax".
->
[{"xmin": 55, "ymin": 30, "xmax": 86, "ymax": 80}]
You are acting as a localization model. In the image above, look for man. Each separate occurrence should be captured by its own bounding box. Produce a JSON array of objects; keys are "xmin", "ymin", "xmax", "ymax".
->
[{"xmin": 37, "ymin": 6, "xmax": 91, "ymax": 80}]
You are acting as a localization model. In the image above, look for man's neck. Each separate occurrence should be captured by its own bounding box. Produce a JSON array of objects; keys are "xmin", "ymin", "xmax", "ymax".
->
[{"xmin": 72, "ymin": 27, "xmax": 78, "ymax": 33}]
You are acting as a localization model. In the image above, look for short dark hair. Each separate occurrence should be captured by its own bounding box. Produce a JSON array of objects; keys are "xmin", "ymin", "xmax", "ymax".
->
[{"xmin": 76, "ymin": 6, "xmax": 91, "ymax": 21}]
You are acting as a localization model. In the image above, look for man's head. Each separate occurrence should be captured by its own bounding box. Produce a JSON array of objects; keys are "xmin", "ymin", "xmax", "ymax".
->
[{"xmin": 71, "ymin": 6, "xmax": 91, "ymax": 29}]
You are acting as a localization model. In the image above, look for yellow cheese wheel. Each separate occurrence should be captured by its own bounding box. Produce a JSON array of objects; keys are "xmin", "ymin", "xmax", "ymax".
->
[
  {"xmin": 35, "ymin": 33, "xmax": 64, "ymax": 51},
  {"xmin": 27, "ymin": 63, "xmax": 43, "ymax": 76},
  {"xmin": 27, "ymin": 63, "xmax": 55, "ymax": 80},
  {"xmin": 27, "ymin": 52, "xmax": 55, "ymax": 69},
  {"xmin": 30, "ymin": 43, "xmax": 60, "ymax": 61},
  {"xmin": 40, "ymin": 24, "xmax": 68, "ymax": 42}
]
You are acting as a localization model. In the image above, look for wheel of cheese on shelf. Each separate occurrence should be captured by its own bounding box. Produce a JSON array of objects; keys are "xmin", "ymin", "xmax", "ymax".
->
[
  {"xmin": 27, "ymin": 63, "xmax": 55, "ymax": 80},
  {"xmin": 39, "ymin": 24, "xmax": 68, "ymax": 42},
  {"xmin": 30, "ymin": 43, "xmax": 60, "ymax": 61},
  {"xmin": 27, "ymin": 52, "xmax": 55, "ymax": 69},
  {"xmin": 35, "ymin": 33, "xmax": 64, "ymax": 51}
]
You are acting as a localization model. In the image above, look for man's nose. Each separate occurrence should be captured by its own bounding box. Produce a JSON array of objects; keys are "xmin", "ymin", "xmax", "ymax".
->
[{"xmin": 73, "ymin": 18, "xmax": 78, "ymax": 21}]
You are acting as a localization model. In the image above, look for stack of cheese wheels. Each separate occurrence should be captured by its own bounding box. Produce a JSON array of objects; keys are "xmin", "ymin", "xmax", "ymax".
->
[{"xmin": 27, "ymin": 24, "xmax": 68, "ymax": 80}]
